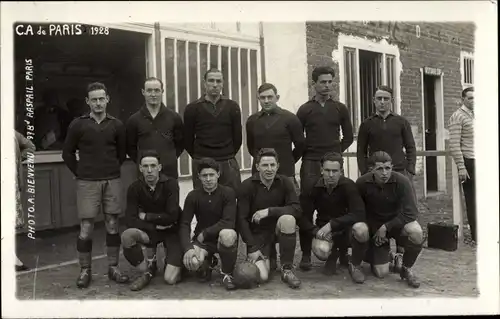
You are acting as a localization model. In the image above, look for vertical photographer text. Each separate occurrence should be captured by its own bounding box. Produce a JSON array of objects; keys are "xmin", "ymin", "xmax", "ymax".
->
[{"xmin": 25, "ymin": 58, "xmax": 36, "ymax": 240}]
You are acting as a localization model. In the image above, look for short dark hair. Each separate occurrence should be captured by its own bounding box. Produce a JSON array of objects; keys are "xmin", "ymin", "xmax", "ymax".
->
[
  {"xmin": 462, "ymin": 86, "xmax": 474, "ymax": 98},
  {"xmin": 258, "ymin": 83, "xmax": 278, "ymax": 95},
  {"xmin": 86, "ymin": 82, "xmax": 108, "ymax": 96},
  {"xmin": 144, "ymin": 77, "xmax": 164, "ymax": 89},
  {"xmin": 255, "ymin": 148, "xmax": 279, "ymax": 165},
  {"xmin": 368, "ymin": 151, "xmax": 392, "ymax": 167},
  {"xmin": 139, "ymin": 149, "xmax": 161, "ymax": 164},
  {"xmin": 197, "ymin": 157, "xmax": 220, "ymax": 174},
  {"xmin": 204, "ymin": 68, "xmax": 223, "ymax": 81},
  {"xmin": 320, "ymin": 152, "xmax": 344, "ymax": 167},
  {"xmin": 312, "ymin": 66, "xmax": 335, "ymax": 82},
  {"xmin": 375, "ymin": 85, "xmax": 393, "ymax": 97}
]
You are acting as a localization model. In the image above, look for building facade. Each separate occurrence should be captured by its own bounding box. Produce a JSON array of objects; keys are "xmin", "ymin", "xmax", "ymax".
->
[{"xmin": 16, "ymin": 21, "xmax": 474, "ymax": 232}]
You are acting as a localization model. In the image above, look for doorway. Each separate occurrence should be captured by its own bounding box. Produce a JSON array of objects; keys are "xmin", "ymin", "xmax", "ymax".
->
[
  {"xmin": 14, "ymin": 26, "xmax": 151, "ymax": 151},
  {"xmin": 421, "ymin": 69, "xmax": 446, "ymax": 196},
  {"xmin": 424, "ymin": 74, "xmax": 438, "ymax": 192}
]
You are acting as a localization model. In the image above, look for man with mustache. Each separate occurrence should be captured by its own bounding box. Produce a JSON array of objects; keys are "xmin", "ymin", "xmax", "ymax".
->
[
  {"xmin": 180, "ymin": 157, "xmax": 238, "ymax": 291},
  {"xmin": 63, "ymin": 82, "xmax": 129, "ymax": 288},
  {"xmin": 237, "ymin": 148, "xmax": 302, "ymax": 289},
  {"xmin": 296, "ymin": 66, "xmax": 354, "ymax": 271},
  {"xmin": 356, "ymin": 151, "xmax": 423, "ymax": 288},
  {"xmin": 183, "ymin": 68, "xmax": 242, "ymax": 192}
]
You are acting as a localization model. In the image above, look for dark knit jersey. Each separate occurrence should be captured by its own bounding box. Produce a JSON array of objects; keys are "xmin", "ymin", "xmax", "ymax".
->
[
  {"xmin": 125, "ymin": 174, "xmax": 180, "ymax": 233},
  {"xmin": 246, "ymin": 107, "xmax": 305, "ymax": 176},
  {"xmin": 356, "ymin": 171, "xmax": 418, "ymax": 231},
  {"xmin": 237, "ymin": 173, "xmax": 302, "ymax": 253},
  {"xmin": 299, "ymin": 176, "xmax": 365, "ymax": 233},
  {"xmin": 357, "ymin": 112, "xmax": 416, "ymax": 174},
  {"xmin": 296, "ymin": 98, "xmax": 354, "ymax": 160},
  {"xmin": 183, "ymin": 96, "xmax": 242, "ymax": 160},
  {"xmin": 179, "ymin": 185, "xmax": 237, "ymax": 252},
  {"xmin": 126, "ymin": 104, "xmax": 184, "ymax": 178},
  {"xmin": 62, "ymin": 113, "xmax": 126, "ymax": 180}
]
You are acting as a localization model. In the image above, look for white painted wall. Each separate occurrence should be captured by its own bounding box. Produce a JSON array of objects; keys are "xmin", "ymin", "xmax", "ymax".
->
[
  {"xmin": 262, "ymin": 22, "xmax": 309, "ymax": 113},
  {"xmin": 261, "ymin": 22, "xmax": 309, "ymax": 175}
]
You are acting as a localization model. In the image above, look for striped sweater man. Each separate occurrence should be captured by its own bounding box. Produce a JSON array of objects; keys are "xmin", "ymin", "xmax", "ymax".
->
[
  {"xmin": 448, "ymin": 86, "xmax": 476, "ymax": 243},
  {"xmin": 448, "ymin": 105, "xmax": 474, "ymax": 171}
]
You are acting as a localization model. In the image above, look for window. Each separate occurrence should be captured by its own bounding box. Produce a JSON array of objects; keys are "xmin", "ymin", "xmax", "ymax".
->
[
  {"xmin": 340, "ymin": 39, "xmax": 399, "ymax": 132},
  {"xmin": 463, "ymin": 57, "xmax": 474, "ymax": 86},
  {"xmin": 163, "ymin": 37, "xmax": 260, "ymax": 177}
]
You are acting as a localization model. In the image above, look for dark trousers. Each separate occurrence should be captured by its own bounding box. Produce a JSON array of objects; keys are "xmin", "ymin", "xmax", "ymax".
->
[
  {"xmin": 191, "ymin": 157, "xmax": 241, "ymax": 192},
  {"xmin": 463, "ymin": 158, "xmax": 476, "ymax": 242}
]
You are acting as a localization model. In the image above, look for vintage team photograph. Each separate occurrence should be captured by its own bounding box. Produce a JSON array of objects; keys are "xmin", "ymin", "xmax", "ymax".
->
[
  {"xmin": 2, "ymin": 1, "xmax": 498, "ymax": 316},
  {"xmin": 10, "ymin": 19, "xmax": 480, "ymax": 300}
]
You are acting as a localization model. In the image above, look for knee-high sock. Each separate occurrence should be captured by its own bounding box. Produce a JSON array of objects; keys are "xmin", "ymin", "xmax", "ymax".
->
[
  {"xmin": 106, "ymin": 233, "xmax": 121, "ymax": 267},
  {"xmin": 299, "ymin": 230, "xmax": 312, "ymax": 257},
  {"xmin": 279, "ymin": 232, "xmax": 296, "ymax": 268},
  {"xmin": 350, "ymin": 237, "xmax": 368, "ymax": 266},
  {"xmin": 401, "ymin": 236, "xmax": 423, "ymax": 268},
  {"xmin": 218, "ymin": 244, "xmax": 238, "ymax": 274},
  {"xmin": 77, "ymin": 237, "xmax": 93, "ymax": 269}
]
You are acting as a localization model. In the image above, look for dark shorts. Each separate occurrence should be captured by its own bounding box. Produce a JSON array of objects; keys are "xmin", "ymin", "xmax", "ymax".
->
[
  {"xmin": 365, "ymin": 222, "xmax": 404, "ymax": 265},
  {"xmin": 250, "ymin": 222, "xmax": 282, "ymax": 258},
  {"xmin": 144, "ymin": 228, "xmax": 183, "ymax": 268},
  {"xmin": 193, "ymin": 239, "xmax": 219, "ymax": 255},
  {"xmin": 192, "ymin": 157, "xmax": 241, "ymax": 192},
  {"xmin": 252, "ymin": 232, "xmax": 277, "ymax": 258},
  {"xmin": 316, "ymin": 220, "xmax": 352, "ymax": 249},
  {"xmin": 76, "ymin": 178, "xmax": 122, "ymax": 219}
]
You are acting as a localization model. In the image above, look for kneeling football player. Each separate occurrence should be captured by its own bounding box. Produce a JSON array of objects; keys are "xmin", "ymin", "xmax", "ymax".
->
[
  {"xmin": 356, "ymin": 151, "xmax": 423, "ymax": 288},
  {"xmin": 121, "ymin": 150, "xmax": 183, "ymax": 291},
  {"xmin": 180, "ymin": 157, "xmax": 239, "ymax": 290},
  {"xmin": 237, "ymin": 148, "xmax": 302, "ymax": 289},
  {"xmin": 298, "ymin": 152, "xmax": 369, "ymax": 283}
]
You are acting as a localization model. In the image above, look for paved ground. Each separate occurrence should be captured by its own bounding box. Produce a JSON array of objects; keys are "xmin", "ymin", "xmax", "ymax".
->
[{"xmin": 15, "ymin": 195, "xmax": 478, "ymax": 300}]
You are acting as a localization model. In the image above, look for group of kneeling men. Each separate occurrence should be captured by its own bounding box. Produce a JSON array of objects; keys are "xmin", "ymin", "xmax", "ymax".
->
[{"xmin": 95, "ymin": 148, "xmax": 423, "ymax": 292}]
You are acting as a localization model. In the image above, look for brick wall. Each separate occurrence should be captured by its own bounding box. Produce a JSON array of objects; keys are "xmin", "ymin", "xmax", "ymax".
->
[{"xmin": 305, "ymin": 21, "xmax": 475, "ymax": 197}]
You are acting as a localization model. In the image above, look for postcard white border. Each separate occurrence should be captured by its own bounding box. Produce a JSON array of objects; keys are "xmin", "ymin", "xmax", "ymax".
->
[{"xmin": 1, "ymin": 1, "xmax": 498, "ymax": 317}]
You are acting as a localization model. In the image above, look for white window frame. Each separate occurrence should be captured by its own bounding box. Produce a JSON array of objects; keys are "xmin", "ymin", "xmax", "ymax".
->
[
  {"xmin": 460, "ymin": 51, "xmax": 474, "ymax": 89},
  {"xmin": 337, "ymin": 34, "xmax": 402, "ymax": 125},
  {"xmin": 159, "ymin": 25, "xmax": 262, "ymax": 178}
]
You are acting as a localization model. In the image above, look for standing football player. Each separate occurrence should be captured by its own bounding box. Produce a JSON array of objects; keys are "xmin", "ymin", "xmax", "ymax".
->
[
  {"xmin": 356, "ymin": 151, "xmax": 423, "ymax": 288},
  {"xmin": 183, "ymin": 68, "xmax": 242, "ymax": 191},
  {"xmin": 296, "ymin": 66, "xmax": 354, "ymax": 271},
  {"xmin": 126, "ymin": 77, "xmax": 184, "ymax": 179},
  {"xmin": 63, "ymin": 82, "xmax": 129, "ymax": 288},
  {"xmin": 237, "ymin": 148, "xmax": 302, "ymax": 289},
  {"xmin": 298, "ymin": 152, "xmax": 369, "ymax": 283},
  {"xmin": 121, "ymin": 150, "xmax": 182, "ymax": 291},
  {"xmin": 180, "ymin": 157, "xmax": 238, "ymax": 290},
  {"xmin": 246, "ymin": 82, "xmax": 305, "ymax": 271},
  {"xmin": 356, "ymin": 85, "xmax": 417, "ymax": 272}
]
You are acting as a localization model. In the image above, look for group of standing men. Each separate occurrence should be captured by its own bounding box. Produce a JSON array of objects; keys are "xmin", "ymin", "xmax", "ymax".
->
[{"xmin": 60, "ymin": 64, "xmax": 475, "ymax": 292}]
